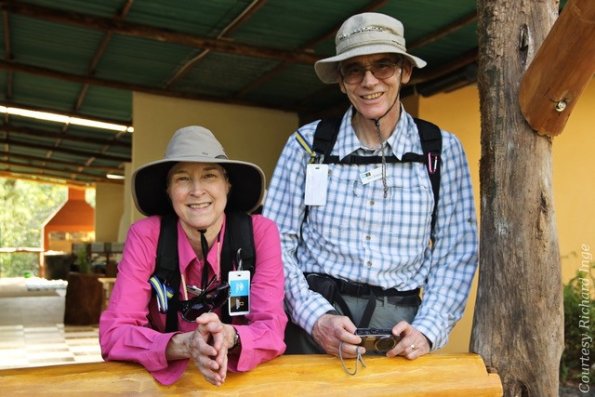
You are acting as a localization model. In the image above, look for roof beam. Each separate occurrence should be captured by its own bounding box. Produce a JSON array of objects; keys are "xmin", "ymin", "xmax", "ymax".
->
[
  {"xmin": 0, "ymin": 136, "xmax": 130, "ymax": 162},
  {"xmin": 408, "ymin": 11, "xmax": 477, "ymax": 50},
  {"xmin": 165, "ymin": 0, "xmax": 267, "ymax": 88},
  {"xmin": 0, "ymin": 1, "xmax": 319, "ymax": 64},
  {"xmin": 2, "ymin": 9, "xmax": 13, "ymax": 99},
  {"xmin": 409, "ymin": 48, "xmax": 478, "ymax": 85},
  {"xmin": 0, "ymin": 60, "xmax": 295, "ymax": 112},
  {"xmin": 74, "ymin": 0, "xmax": 135, "ymax": 112},
  {"xmin": 0, "ymin": 150, "xmax": 123, "ymax": 172},
  {"xmin": 0, "ymin": 158, "xmax": 111, "ymax": 180},
  {"xmin": 0, "ymin": 124, "xmax": 131, "ymax": 148},
  {"xmin": 0, "ymin": 168, "xmax": 121, "ymax": 185}
]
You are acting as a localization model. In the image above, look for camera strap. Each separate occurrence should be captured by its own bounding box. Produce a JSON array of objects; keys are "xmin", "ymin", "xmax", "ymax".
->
[{"xmin": 339, "ymin": 341, "xmax": 366, "ymax": 376}]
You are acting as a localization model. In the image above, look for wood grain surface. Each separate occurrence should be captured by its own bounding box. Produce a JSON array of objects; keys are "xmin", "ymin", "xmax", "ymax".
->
[{"xmin": 0, "ymin": 353, "xmax": 502, "ymax": 396}]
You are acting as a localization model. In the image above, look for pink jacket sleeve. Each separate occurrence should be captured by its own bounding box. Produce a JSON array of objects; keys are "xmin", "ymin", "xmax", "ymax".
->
[{"xmin": 99, "ymin": 215, "xmax": 287, "ymax": 385}]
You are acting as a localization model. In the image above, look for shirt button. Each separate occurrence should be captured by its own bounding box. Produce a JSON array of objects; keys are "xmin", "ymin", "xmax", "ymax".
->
[
  {"xmin": 367, "ymin": 261, "xmax": 372, "ymax": 267},
  {"xmin": 365, "ymin": 235, "xmax": 371, "ymax": 241},
  {"xmin": 369, "ymin": 200, "xmax": 375, "ymax": 206}
]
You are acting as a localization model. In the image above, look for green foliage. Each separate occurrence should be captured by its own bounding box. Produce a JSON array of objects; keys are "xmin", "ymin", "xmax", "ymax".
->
[
  {"xmin": 74, "ymin": 246, "xmax": 91, "ymax": 274},
  {"xmin": 560, "ymin": 262, "xmax": 595, "ymax": 384},
  {"xmin": 0, "ymin": 178, "xmax": 67, "ymax": 277}
]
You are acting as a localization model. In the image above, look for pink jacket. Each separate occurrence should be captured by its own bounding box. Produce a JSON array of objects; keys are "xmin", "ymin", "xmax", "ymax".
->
[{"xmin": 99, "ymin": 214, "xmax": 287, "ymax": 385}]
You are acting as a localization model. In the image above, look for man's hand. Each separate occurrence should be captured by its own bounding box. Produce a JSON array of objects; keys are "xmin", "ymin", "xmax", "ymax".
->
[
  {"xmin": 311, "ymin": 313, "xmax": 361, "ymax": 358},
  {"xmin": 386, "ymin": 320, "xmax": 431, "ymax": 359}
]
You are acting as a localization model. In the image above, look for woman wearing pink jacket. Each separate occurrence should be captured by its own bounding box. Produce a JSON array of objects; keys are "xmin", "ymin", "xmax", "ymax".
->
[{"xmin": 99, "ymin": 126, "xmax": 287, "ymax": 386}]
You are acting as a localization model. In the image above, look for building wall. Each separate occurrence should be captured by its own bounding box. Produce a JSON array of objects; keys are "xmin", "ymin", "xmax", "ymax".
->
[
  {"xmin": 94, "ymin": 182, "xmax": 124, "ymax": 242},
  {"xmin": 418, "ymin": 78, "xmax": 594, "ymax": 352}
]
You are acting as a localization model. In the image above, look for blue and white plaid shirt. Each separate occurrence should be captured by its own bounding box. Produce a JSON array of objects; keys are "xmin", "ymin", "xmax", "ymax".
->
[{"xmin": 263, "ymin": 107, "xmax": 478, "ymax": 350}]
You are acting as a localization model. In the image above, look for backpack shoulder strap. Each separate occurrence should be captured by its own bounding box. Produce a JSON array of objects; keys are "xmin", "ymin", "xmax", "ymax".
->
[
  {"xmin": 413, "ymin": 117, "xmax": 442, "ymax": 238},
  {"xmin": 220, "ymin": 211, "xmax": 255, "ymax": 324},
  {"xmin": 304, "ymin": 116, "xmax": 442, "ymax": 240},
  {"xmin": 313, "ymin": 117, "xmax": 343, "ymax": 160},
  {"xmin": 153, "ymin": 213, "xmax": 181, "ymax": 332}
]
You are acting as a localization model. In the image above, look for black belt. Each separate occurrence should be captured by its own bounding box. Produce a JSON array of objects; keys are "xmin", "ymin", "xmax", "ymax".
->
[
  {"xmin": 304, "ymin": 273, "xmax": 419, "ymax": 328},
  {"xmin": 332, "ymin": 278, "xmax": 419, "ymax": 298}
]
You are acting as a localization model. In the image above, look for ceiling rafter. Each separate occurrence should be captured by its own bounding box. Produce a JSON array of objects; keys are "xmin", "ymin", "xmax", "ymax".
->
[
  {"xmin": 0, "ymin": 170, "xmax": 82, "ymax": 186},
  {"xmin": 48, "ymin": 1, "xmax": 134, "ymax": 171},
  {"xmin": 409, "ymin": 48, "xmax": 477, "ymax": 85},
  {"xmin": 0, "ymin": 158, "xmax": 112, "ymax": 180},
  {"xmin": 0, "ymin": 137, "xmax": 130, "ymax": 162},
  {"xmin": 0, "ymin": 1, "xmax": 320, "ymax": 64},
  {"xmin": 0, "ymin": 167, "xmax": 121, "ymax": 185},
  {"xmin": 408, "ymin": 11, "xmax": 477, "ymax": 50},
  {"xmin": 0, "ymin": 150, "xmax": 123, "ymax": 172},
  {"xmin": 165, "ymin": 0, "xmax": 267, "ymax": 88},
  {"xmin": 0, "ymin": 60, "xmax": 296, "ymax": 112},
  {"xmin": 0, "ymin": 124, "xmax": 131, "ymax": 148},
  {"xmin": 74, "ymin": 0, "xmax": 135, "ymax": 112},
  {"xmin": 2, "ymin": 8, "xmax": 12, "ymax": 99}
]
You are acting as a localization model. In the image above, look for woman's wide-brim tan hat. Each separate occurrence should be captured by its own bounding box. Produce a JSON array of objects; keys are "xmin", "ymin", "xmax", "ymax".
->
[
  {"xmin": 132, "ymin": 126, "xmax": 265, "ymax": 216},
  {"xmin": 314, "ymin": 12, "xmax": 427, "ymax": 84}
]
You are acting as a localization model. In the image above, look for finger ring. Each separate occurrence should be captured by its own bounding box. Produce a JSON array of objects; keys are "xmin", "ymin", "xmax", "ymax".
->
[{"xmin": 410, "ymin": 344, "xmax": 416, "ymax": 350}]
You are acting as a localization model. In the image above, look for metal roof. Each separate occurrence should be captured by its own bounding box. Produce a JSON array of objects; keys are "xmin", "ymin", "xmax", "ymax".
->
[{"xmin": 0, "ymin": 0, "xmax": 566, "ymax": 185}]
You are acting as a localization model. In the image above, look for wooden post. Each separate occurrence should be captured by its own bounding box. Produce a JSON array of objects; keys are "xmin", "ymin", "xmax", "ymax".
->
[
  {"xmin": 471, "ymin": 1, "xmax": 563, "ymax": 396},
  {"xmin": 519, "ymin": 0, "xmax": 595, "ymax": 137}
]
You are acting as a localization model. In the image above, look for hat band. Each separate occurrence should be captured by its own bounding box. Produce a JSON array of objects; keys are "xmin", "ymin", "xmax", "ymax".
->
[
  {"xmin": 337, "ymin": 25, "xmax": 394, "ymax": 41},
  {"xmin": 337, "ymin": 37, "xmax": 407, "ymax": 55}
]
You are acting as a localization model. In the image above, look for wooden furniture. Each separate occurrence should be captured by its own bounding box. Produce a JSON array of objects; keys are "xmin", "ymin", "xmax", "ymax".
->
[
  {"xmin": 0, "ymin": 353, "xmax": 502, "ymax": 396},
  {"xmin": 97, "ymin": 277, "xmax": 116, "ymax": 311},
  {"xmin": 63, "ymin": 272, "xmax": 103, "ymax": 325}
]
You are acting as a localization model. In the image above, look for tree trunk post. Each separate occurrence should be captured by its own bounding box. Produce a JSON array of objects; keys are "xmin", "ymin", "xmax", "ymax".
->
[{"xmin": 471, "ymin": 1, "xmax": 563, "ymax": 396}]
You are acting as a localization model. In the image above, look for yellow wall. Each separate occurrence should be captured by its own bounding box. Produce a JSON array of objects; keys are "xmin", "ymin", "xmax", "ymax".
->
[
  {"xmin": 551, "ymin": 80, "xmax": 595, "ymax": 280},
  {"xmin": 418, "ymin": 78, "xmax": 595, "ymax": 352},
  {"xmin": 94, "ymin": 182, "xmax": 124, "ymax": 242},
  {"xmin": 129, "ymin": 92, "xmax": 299, "ymax": 223}
]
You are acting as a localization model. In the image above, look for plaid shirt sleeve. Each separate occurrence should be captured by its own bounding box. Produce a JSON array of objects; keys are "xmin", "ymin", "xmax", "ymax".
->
[
  {"xmin": 411, "ymin": 131, "xmax": 478, "ymax": 350},
  {"xmin": 263, "ymin": 124, "xmax": 335, "ymax": 334}
]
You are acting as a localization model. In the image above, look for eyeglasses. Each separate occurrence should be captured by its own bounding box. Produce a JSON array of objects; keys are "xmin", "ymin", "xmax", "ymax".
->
[
  {"xmin": 339, "ymin": 60, "xmax": 402, "ymax": 84},
  {"xmin": 180, "ymin": 282, "xmax": 230, "ymax": 322}
]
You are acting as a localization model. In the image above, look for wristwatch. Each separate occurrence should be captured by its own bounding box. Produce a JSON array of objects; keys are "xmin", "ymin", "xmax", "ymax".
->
[{"xmin": 230, "ymin": 328, "xmax": 241, "ymax": 351}]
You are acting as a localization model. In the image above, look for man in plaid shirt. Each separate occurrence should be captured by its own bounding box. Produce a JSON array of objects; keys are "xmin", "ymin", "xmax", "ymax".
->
[{"xmin": 264, "ymin": 12, "xmax": 477, "ymax": 360}]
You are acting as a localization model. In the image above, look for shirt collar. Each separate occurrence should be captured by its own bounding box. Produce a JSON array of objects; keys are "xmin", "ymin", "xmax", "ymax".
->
[
  {"xmin": 335, "ymin": 106, "xmax": 420, "ymax": 160},
  {"xmin": 177, "ymin": 217, "xmax": 224, "ymax": 277}
]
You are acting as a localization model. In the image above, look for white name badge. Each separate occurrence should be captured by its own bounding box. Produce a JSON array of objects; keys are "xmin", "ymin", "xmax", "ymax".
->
[
  {"xmin": 305, "ymin": 164, "xmax": 329, "ymax": 206},
  {"xmin": 228, "ymin": 270, "xmax": 250, "ymax": 316},
  {"xmin": 360, "ymin": 166, "xmax": 383, "ymax": 185}
]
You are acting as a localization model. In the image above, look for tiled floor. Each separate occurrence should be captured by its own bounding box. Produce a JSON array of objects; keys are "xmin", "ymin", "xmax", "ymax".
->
[{"xmin": 0, "ymin": 323, "xmax": 103, "ymax": 370}]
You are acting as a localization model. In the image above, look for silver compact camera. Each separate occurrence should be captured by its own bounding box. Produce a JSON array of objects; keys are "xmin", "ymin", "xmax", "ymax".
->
[{"xmin": 355, "ymin": 328, "xmax": 398, "ymax": 354}]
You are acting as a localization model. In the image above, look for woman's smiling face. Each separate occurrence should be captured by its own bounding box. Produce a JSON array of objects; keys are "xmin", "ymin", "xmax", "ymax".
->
[{"xmin": 167, "ymin": 162, "xmax": 230, "ymax": 234}]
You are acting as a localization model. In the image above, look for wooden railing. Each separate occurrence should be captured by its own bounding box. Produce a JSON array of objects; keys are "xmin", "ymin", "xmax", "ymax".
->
[{"xmin": 0, "ymin": 353, "xmax": 502, "ymax": 396}]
